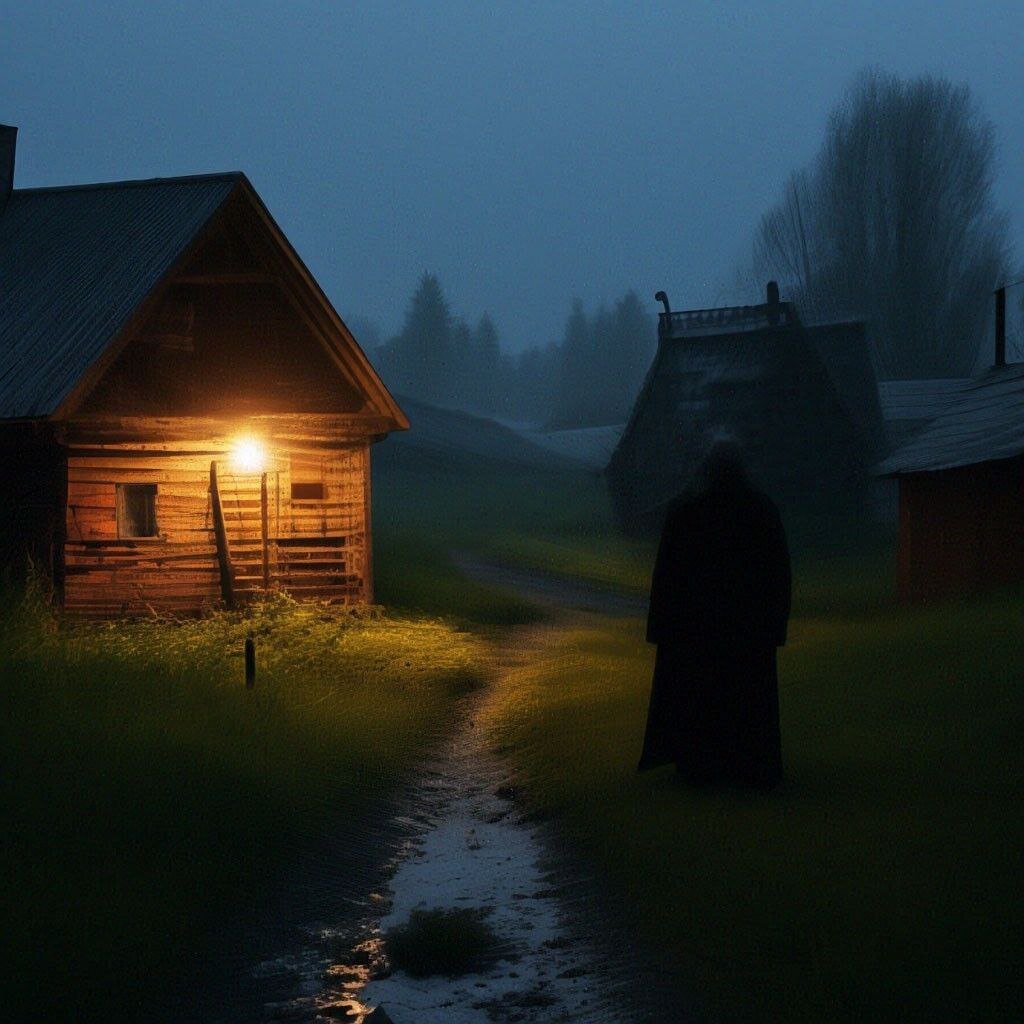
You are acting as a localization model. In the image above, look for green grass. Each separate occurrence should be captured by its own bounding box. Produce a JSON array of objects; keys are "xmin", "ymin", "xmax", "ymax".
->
[
  {"xmin": 3, "ymin": 441, "xmax": 1004, "ymax": 1022},
  {"xmin": 374, "ymin": 530, "xmax": 544, "ymax": 625},
  {"xmin": 0, "ymin": 585, "xmax": 486, "ymax": 1020},
  {"xmin": 480, "ymin": 530, "xmax": 655, "ymax": 594},
  {"xmin": 480, "ymin": 579, "xmax": 1024, "ymax": 1022}
]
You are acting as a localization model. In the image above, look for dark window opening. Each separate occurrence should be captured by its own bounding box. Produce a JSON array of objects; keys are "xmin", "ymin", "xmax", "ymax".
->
[
  {"xmin": 291, "ymin": 481, "xmax": 325, "ymax": 501},
  {"xmin": 116, "ymin": 484, "xmax": 158, "ymax": 538}
]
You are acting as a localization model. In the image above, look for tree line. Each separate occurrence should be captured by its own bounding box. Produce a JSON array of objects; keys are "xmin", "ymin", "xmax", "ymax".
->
[
  {"xmin": 743, "ymin": 69, "xmax": 1010, "ymax": 378},
  {"xmin": 367, "ymin": 68, "xmax": 1015, "ymax": 428},
  {"xmin": 368, "ymin": 273, "xmax": 655, "ymax": 427}
]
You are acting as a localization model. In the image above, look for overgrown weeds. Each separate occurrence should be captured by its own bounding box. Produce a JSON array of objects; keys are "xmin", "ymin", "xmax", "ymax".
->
[{"xmin": 0, "ymin": 585, "xmax": 486, "ymax": 1020}]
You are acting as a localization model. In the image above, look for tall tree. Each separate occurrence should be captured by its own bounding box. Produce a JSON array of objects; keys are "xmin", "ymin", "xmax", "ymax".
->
[
  {"xmin": 611, "ymin": 290, "xmax": 656, "ymax": 419},
  {"xmin": 550, "ymin": 299, "xmax": 591, "ymax": 427},
  {"xmin": 751, "ymin": 70, "xmax": 1008, "ymax": 378},
  {"xmin": 377, "ymin": 273, "xmax": 453, "ymax": 403},
  {"xmin": 472, "ymin": 313, "xmax": 502, "ymax": 413}
]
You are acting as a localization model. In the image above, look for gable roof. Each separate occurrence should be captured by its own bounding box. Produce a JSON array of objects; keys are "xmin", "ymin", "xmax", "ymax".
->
[
  {"xmin": 875, "ymin": 363, "xmax": 1024, "ymax": 475},
  {"xmin": 877, "ymin": 378, "xmax": 974, "ymax": 423},
  {"xmin": 0, "ymin": 172, "xmax": 406, "ymax": 429},
  {"xmin": 876, "ymin": 377, "xmax": 974, "ymax": 449},
  {"xmin": 0, "ymin": 174, "xmax": 238, "ymax": 417},
  {"xmin": 606, "ymin": 311, "xmax": 885, "ymax": 531}
]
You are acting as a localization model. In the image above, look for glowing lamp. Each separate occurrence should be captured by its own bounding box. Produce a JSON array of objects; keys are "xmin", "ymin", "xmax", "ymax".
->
[{"xmin": 232, "ymin": 437, "xmax": 267, "ymax": 474}]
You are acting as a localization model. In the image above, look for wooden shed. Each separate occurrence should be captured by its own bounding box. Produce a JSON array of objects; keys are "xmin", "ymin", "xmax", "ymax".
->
[
  {"xmin": 876, "ymin": 362, "xmax": 1024, "ymax": 602},
  {"xmin": 0, "ymin": 126, "xmax": 407, "ymax": 616},
  {"xmin": 606, "ymin": 285, "xmax": 886, "ymax": 534}
]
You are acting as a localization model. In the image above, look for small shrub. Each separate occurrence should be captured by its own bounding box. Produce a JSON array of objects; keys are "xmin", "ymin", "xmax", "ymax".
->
[{"xmin": 386, "ymin": 907, "xmax": 505, "ymax": 977}]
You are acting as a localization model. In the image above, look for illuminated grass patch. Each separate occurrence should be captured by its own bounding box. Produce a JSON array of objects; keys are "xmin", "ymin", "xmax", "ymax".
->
[
  {"xmin": 480, "ymin": 582, "xmax": 1024, "ymax": 1023},
  {"xmin": 1, "ymin": 586, "xmax": 487, "ymax": 1019}
]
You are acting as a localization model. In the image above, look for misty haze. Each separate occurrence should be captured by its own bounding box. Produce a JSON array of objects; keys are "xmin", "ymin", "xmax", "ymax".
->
[{"xmin": 2, "ymin": 5, "xmax": 1022, "ymax": 1024}]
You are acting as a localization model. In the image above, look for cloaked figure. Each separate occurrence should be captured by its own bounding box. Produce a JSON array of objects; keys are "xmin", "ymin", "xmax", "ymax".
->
[{"xmin": 638, "ymin": 441, "xmax": 791, "ymax": 788}]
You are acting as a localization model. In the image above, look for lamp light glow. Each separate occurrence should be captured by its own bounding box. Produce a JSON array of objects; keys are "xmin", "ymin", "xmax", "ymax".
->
[{"xmin": 232, "ymin": 437, "xmax": 267, "ymax": 474}]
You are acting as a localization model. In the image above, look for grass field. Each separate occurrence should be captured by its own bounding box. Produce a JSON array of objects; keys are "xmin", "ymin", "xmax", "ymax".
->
[
  {"xmin": 480, "ymin": 575, "xmax": 1024, "ymax": 1022},
  {"xmin": 0, "ymin": 583, "xmax": 486, "ymax": 1020},
  {"xmin": 6, "ymin": 447, "xmax": 1019, "ymax": 1022}
]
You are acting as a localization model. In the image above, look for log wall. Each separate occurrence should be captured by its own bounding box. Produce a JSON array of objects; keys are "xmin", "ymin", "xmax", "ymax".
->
[{"xmin": 61, "ymin": 418, "xmax": 374, "ymax": 617}]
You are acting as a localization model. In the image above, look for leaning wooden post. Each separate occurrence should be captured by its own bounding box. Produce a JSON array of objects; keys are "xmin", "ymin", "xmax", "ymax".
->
[
  {"xmin": 209, "ymin": 460, "xmax": 236, "ymax": 610},
  {"xmin": 245, "ymin": 631, "xmax": 256, "ymax": 688},
  {"xmin": 260, "ymin": 471, "xmax": 270, "ymax": 590}
]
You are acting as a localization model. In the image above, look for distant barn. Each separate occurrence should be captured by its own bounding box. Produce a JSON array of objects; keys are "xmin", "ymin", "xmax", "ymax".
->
[
  {"xmin": 606, "ymin": 285, "xmax": 886, "ymax": 534},
  {"xmin": 0, "ymin": 125, "xmax": 407, "ymax": 616},
  {"xmin": 877, "ymin": 292, "xmax": 1023, "ymax": 602}
]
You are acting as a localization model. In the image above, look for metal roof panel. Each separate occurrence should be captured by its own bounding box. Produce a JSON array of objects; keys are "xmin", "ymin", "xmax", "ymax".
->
[
  {"xmin": 0, "ymin": 174, "xmax": 238, "ymax": 418},
  {"xmin": 875, "ymin": 363, "xmax": 1024, "ymax": 474}
]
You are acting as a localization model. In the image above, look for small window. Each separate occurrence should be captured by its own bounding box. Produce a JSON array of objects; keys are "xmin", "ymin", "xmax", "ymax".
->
[
  {"xmin": 116, "ymin": 484, "xmax": 158, "ymax": 538},
  {"xmin": 291, "ymin": 481, "xmax": 325, "ymax": 501}
]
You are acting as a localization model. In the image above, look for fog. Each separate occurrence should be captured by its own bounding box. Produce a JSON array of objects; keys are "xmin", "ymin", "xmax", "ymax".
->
[{"xmin": 3, "ymin": 2, "xmax": 1022, "ymax": 353}]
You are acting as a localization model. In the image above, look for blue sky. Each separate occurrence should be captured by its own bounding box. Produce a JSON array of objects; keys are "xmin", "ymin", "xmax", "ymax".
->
[{"xmin": 3, "ymin": 1, "xmax": 1022, "ymax": 350}]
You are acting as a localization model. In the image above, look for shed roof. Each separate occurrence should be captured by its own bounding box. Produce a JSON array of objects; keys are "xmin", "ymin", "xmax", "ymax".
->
[
  {"xmin": 0, "ymin": 174, "xmax": 239, "ymax": 418},
  {"xmin": 876, "ymin": 363, "xmax": 1024, "ymax": 474},
  {"xmin": 876, "ymin": 378, "xmax": 974, "ymax": 424}
]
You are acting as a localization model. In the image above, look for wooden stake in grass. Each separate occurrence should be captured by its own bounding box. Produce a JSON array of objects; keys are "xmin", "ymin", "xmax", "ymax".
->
[{"xmin": 245, "ymin": 632, "xmax": 256, "ymax": 689}]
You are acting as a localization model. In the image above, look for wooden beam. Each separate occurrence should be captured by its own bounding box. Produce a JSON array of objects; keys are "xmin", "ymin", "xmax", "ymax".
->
[
  {"xmin": 260, "ymin": 471, "xmax": 270, "ymax": 590},
  {"xmin": 209, "ymin": 460, "xmax": 236, "ymax": 609}
]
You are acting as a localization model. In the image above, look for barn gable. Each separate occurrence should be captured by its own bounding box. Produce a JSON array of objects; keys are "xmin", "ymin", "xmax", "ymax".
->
[
  {"xmin": 75, "ymin": 193, "xmax": 368, "ymax": 419},
  {"xmin": 0, "ymin": 174, "xmax": 406, "ymax": 430},
  {"xmin": 607, "ymin": 289, "xmax": 885, "ymax": 533},
  {"xmin": 0, "ymin": 175, "xmax": 236, "ymax": 418}
]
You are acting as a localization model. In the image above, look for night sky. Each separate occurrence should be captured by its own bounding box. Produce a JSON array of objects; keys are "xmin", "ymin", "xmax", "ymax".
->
[{"xmin": 3, "ymin": 1, "xmax": 1022, "ymax": 351}]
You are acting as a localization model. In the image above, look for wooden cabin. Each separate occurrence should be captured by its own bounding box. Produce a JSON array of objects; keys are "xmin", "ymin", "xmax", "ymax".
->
[
  {"xmin": 0, "ymin": 126, "xmax": 407, "ymax": 616},
  {"xmin": 876, "ymin": 362, "xmax": 1024, "ymax": 603},
  {"xmin": 606, "ymin": 284, "xmax": 886, "ymax": 534}
]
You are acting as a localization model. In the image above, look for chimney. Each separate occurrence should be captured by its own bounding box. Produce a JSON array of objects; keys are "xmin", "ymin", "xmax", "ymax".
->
[
  {"xmin": 765, "ymin": 280, "xmax": 781, "ymax": 325},
  {"xmin": 0, "ymin": 124, "xmax": 16, "ymax": 213},
  {"xmin": 994, "ymin": 286, "xmax": 1006, "ymax": 368}
]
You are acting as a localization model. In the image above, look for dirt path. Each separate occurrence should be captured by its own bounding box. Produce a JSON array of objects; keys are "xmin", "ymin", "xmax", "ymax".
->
[
  {"xmin": 254, "ymin": 557, "xmax": 683, "ymax": 1023},
  {"xmin": 450, "ymin": 551, "xmax": 648, "ymax": 618}
]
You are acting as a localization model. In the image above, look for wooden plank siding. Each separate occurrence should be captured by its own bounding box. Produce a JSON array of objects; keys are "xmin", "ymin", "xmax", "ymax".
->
[
  {"xmin": 1, "ymin": 175, "xmax": 406, "ymax": 616},
  {"xmin": 897, "ymin": 455, "xmax": 1024, "ymax": 602},
  {"xmin": 62, "ymin": 418, "xmax": 373, "ymax": 617}
]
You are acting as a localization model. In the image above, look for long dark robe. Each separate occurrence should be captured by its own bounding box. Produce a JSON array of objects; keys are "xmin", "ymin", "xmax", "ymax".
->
[{"xmin": 638, "ymin": 479, "xmax": 791, "ymax": 787}]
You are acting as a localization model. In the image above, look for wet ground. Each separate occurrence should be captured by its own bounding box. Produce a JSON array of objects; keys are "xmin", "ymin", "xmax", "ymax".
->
[
  {"xmin": 191, "ymin": 556, "xmax": 688, "ymax": 1023},
  {"xmin": 256, "ymin": 679, "xmax": 652, "ymax": 1022}
]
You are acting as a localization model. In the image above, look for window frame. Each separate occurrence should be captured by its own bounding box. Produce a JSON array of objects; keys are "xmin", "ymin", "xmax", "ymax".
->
[
  {"xmin": 290, "ymin": 480, "xmax": 326, "ymax": 502},
  {"xmin": 115, "ymin": 483, "xmax": 159, "ymax": 539}
]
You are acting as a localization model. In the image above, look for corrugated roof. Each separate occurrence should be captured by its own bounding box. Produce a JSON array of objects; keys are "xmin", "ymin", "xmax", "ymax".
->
[
  {"xmin": 876, "ymin": 378, "xmax": 973, "ymax": 423},
  {"xmin": 0, "ymin": 173, "xmax": 239, "ymax": 418},
  {"xmin": 876, "ymin": 363, "xmax": 1024, "ymax": 474}
]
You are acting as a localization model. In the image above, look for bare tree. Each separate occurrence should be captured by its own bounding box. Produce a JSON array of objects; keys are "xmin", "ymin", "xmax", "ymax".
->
[{"xmin": 751, "ymin": 70, "xmax": 1008, "ymax": 378}]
